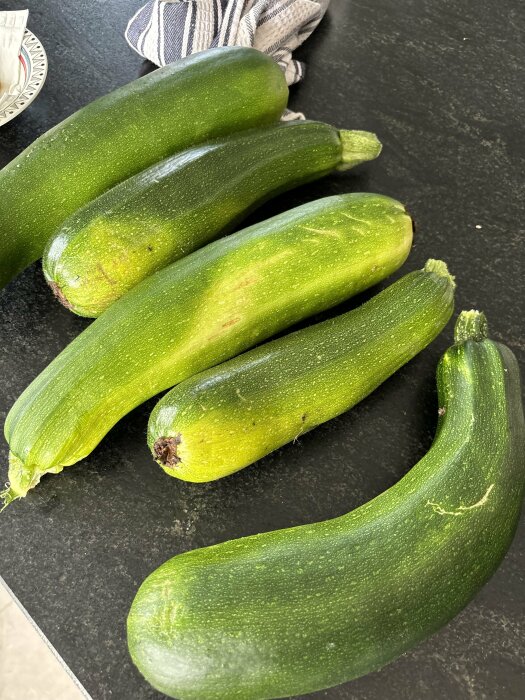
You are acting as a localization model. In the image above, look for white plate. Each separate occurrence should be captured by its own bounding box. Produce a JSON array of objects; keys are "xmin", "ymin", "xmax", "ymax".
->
[{"xmin": 0, "ymin": 28, "xmax": 47, "ymax": 127}]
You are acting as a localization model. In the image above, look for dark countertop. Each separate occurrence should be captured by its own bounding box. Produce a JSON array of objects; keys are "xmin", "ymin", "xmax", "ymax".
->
[{"xmin": 0, "ymin": 1, "xmax": 523, "ymax": 698}]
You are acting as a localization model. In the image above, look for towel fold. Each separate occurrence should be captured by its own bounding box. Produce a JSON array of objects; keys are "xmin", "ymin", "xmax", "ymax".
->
[
  {"xmin": 125, "ymin": 1, "xmax": 330, "ymax": 86},
  {"xmin": 0, "ymin": 9, "xmax": 28, "ymax": 111}
]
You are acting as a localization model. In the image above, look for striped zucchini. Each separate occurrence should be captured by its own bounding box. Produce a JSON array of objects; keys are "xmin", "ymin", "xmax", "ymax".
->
[
  {"xmin": 43, "ymin": 121, "xmax": 381, "ymax": 317},
  {"xmin": 128, "ymin": 311, "xmax": 525, "ymax": 700},
  {"xmin": 2, "ymin": 194, "xmax": 413, "ymax": 507},
  {"xmin": 149, "ymin": 260, "xmax": 455, "ymax": 481},
  {"xmin": 0, "ymin": 47, "xmax": 287, "ymax": 287}
]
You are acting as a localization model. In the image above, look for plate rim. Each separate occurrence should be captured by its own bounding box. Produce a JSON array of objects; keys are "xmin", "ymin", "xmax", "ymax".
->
[{"xmin": 0, "ymin": 28, "xmax": 48, "ymax": 127}]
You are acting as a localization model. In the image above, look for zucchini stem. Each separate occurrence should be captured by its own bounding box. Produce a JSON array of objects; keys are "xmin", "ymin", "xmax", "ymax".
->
[
  {"xmin": 455, "ymin": 310, "xmax": 489, "ymax": 344},
  {"xmin": 337, "ymin": 130, "xmax": 382, "ymax": 171},
  {"xmin": 424, "ymin": 259, "xmax": 456, "ymax": 288},
  {"xmin": 0, "ymin": 485, "xmax": 20, "ymax": 513},
  {"xmin": 1, "ymin": 452, "xmax": 42, "ymax": 511}
]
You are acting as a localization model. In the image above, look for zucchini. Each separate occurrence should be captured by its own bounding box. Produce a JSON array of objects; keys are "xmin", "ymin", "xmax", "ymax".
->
[
  {"xmin": 149, "ymin": 260, "xmax": 455, "ymax": 482},
  {"xmin": 43, "ymin": 121, "xmax": 381, "ymax": 317},
  {"xmin": 2, "ymin": 193, "xmax": 413, "ymax": 507},
  {"xmin": 0, "ymin": 47, "xmax": 287, "ymax": 288},
  {"xmin": 128, "ymin": 311, "xmax": 525, "ymax": 700}
]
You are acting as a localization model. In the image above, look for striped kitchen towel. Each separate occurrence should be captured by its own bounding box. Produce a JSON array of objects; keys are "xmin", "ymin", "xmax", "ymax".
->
[{"xmin": 125, "ymin": 0, "xmax": 330, "ymax": 85}]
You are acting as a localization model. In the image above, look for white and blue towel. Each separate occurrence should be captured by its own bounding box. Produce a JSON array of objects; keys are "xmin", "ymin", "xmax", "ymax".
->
[{"xmin": 125, "ymin": 0, "xmax": 330, "ymax": 86}]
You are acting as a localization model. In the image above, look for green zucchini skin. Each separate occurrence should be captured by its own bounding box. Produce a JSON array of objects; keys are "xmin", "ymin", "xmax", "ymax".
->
[
  {"xmin": 128, "ymin": 311, "xmax": 525, "ymax": 700},
  {"xmin": 43, "ymin": 122, "xmax": 381, "ymax": 317},
  {"xmin": 0, "ymin": 47, "xmax": 287, "ymax": 288},
  {"xmin": 2, "ymin": 194, "xmax": 413, "ymax": 506},
  {"xmin": 148, "ymin": 260, "xmax": 455, "ymax": 482}
]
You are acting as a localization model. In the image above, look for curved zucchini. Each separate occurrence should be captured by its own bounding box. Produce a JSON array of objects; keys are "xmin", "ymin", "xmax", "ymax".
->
[
  {"xmin": 2, "ymin": 194, "xmax": 413, "ymax": 506},
  {"xmin": 43, "ymin": 122, "xmax": 381, "ymax": 317},
  {"xmin": 128, "ymin": 311, "xmax": 525, "ymax": 700},
  {"xmin": 149, "ymin": 260, "xmax": 455, "ymax": 482},
  {"xmin": 0, "ymin": 47, "xmax": 287, "ymax": 288}
]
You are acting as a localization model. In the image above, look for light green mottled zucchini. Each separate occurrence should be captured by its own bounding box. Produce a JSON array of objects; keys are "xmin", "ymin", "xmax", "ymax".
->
[
  {"xmin": 0, "ymin": 47, "xmax": 287, "ymax": 288},
  {"xmin": 148, "ymin": 260, "xmax": 455, "ymax": 481},
  {"xmin": 128, "ymin": 311, "xmax": 525, "ymax": 700},
  {"xmin": 2, "ymin": 193, "xmax": 412, "ymax": 506},
  {"xmin": 43, "ymin": 121, "xmax": 381, "ymax": 317}
]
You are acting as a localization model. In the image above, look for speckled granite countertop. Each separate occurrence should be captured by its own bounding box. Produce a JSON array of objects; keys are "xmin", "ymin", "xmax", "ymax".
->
[{"xmin": 0, "ymin": 1, "xmax": 523, "ymax": 698}]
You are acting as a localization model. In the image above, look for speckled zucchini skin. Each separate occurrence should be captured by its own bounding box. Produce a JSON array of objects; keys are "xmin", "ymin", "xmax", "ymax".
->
[
  {"xmin": 3, "ymin": 193, "xmax": 412, "ymax": 504},
  {"xmin": 148, "ymin": 260, "xmax": 455, "ymax": 482},
  {"xmin": 128, "ymin": 311, "xmax": 525, "ymax": 700},
  {"xmin": 43, "ymin": 122, "xmax": 381, "ymax": 317},
  {"xmin": 0, "ymin": 47, "xmax": 287, "ymax": 288}
]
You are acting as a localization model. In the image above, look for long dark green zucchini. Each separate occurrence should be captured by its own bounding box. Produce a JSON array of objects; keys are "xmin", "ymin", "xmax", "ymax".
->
[
  {"xmin": 2, "ymin": 194, "xmax": 413, "ymax": 507},
  {"xmin": 128, "ymin": 311, "xmax": 525, "ymax": 700},
  {"xmin": 148, "ymin": 260, "xmax": 455, "ymax": 482},
  {"xmin": 43, "ymin": 121, "xmax": 381, "ymax": 317},
  {"xmin": 0, "ymin": 47, "xmax": 287, "ymax": 288}
]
